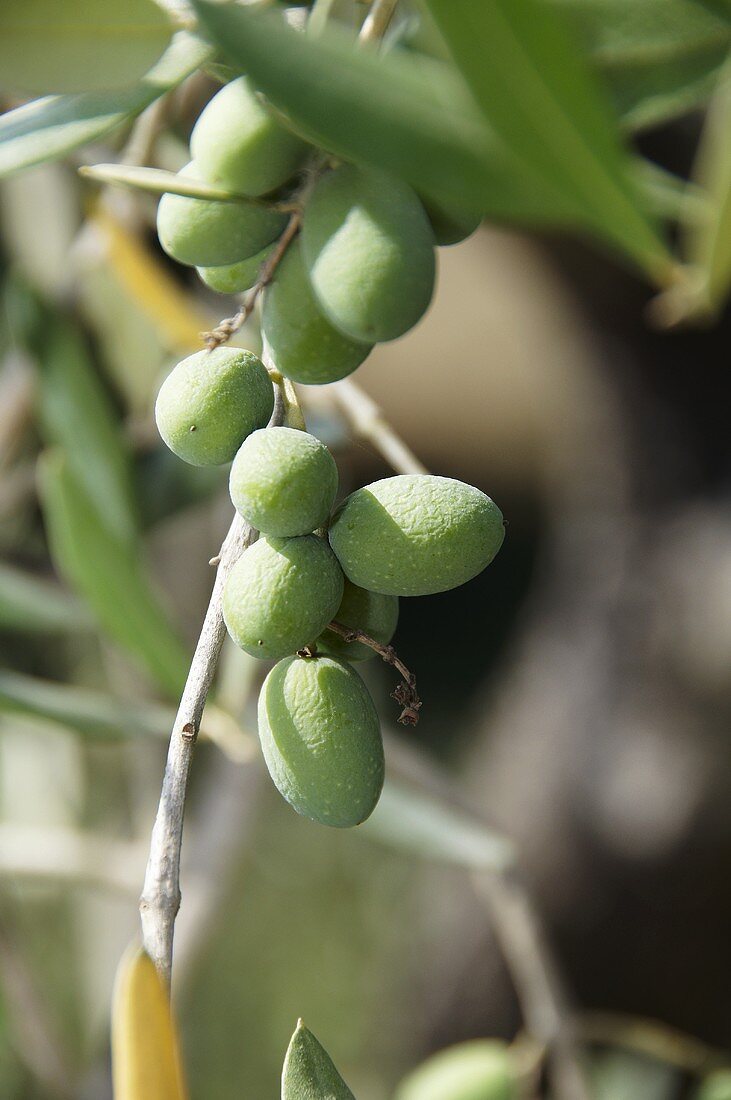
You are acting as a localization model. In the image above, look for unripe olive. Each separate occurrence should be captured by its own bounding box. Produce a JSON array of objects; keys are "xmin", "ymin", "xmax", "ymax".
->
[
  {"xmin": 229, "ymin": 426, "xmax": 338, "ymax": 537},
  {"xmin": 156, "ymin": 162, "xmax": 286, "ymax": 267},
  {"xmin": 258, "ymin": 654, "xmax": 384, "ymax": 827},
  {"xmin": 191, "ymin": 76, "xmax": 307, "ymax": 196},
  {"xmin": 317, "ymin": 580, "xmax": 399, "ymax": 661},
  {"xmin": 394, "ymin": 1041, "xmax": 516, "ymax": 1100},
  {"xmin": 423, "ymin": 198, "xmax": 482, "ymax": 246},
  {"xmin": 301, "ymin": 164, "xmax": 436, "ymax": 343},
  {"xmin": 196, "ymin": 244, "xmax": 273, "ymax": 294},
  {"xmin": 223, "ymin": 535, "xmax": 344, "ymax": 660},
  {"xmin": 329, "ymin": 475, "xmax": 504, "ymax": 596},
  {"xmin": 154, "ymin": 348, "xmax": 274, "ymax": 466},
  {"xmin": 697, "ymin": 1072, "xmax": 731, "ymax": 1100},
  {"xmin": 261, "ymin": 240, "xmax": 372, "ymax": 384}
]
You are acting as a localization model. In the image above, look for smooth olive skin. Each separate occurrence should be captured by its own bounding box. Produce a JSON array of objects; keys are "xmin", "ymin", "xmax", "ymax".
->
[
  {"xmin": 424, "ymin": 197, "xmax": 482, "ymax": 246},
  {"xmin": 154, "ymin": 348, "xmax": 274, "ymax": 466},
  {"xmin": 229, "ymin": 426, "xmax": 338, "ymax": 537},
  {"xmin": 317, "ymin": 580, "xmax": 399, "ymax": 661},
  {"xmin": 301, "ymin": 164, "xmax": 436, "ymax": 343},
  {"xmin": 261, "ymin": 239, "xmax": 372, "ymax": 384},
  {"xmin": 191, "ymin": 76, "xmax": 307, "ymax": 196},
  {"xmin": 156, "ymin": 162, "xmax": 286, "ymax": 267},
  {"xmin": 394, "ymin": 1041, "xmax": 516, "ymax": 1100},
  {"xmin": 223, "ymin": 535, "xmax": 344, "ymax": 660},
  {"xmin": 196, "ymin": 244, "xmax": 273, "ymax": 294},
  {"xmin": 258, "ymin": 655, "xmax": 384, "ymax": 827},
  {"xmin": 328, "ymin": 475, "xmax": 505, "ymax": 596}
]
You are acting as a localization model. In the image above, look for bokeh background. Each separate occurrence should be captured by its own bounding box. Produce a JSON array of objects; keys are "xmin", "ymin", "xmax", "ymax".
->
[{"xmin": 0, "ymin": 67, "xmax": 730, "ymax": 1100}]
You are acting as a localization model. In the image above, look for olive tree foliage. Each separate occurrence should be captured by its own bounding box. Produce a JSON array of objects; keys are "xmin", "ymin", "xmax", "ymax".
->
[{"xmin": 2, "ymin": 1, "xmax": 731, "ymax": 1099}]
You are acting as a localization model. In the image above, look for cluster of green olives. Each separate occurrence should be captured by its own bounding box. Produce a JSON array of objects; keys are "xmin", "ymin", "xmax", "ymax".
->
[
  {"xmin": 156, "ymin": 75, "xmax": 480, "ymax": 386},
  {"xmin": 153, "ymin": 76, "xmax": 499, "ymax": 831}
]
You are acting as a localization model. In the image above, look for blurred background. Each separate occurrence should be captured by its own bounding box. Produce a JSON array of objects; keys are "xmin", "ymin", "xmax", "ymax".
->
[{"xmin": 0, "ymin": 59, "xmax": 730, "ymax": 1100}]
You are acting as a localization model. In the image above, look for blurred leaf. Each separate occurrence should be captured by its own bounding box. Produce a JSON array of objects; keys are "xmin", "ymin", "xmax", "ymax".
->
[
  {"xmin": 282, "ymin": 1020, "xmax": 355, "ymax": 1100},
  {"xmin": 191, "ymin": 2, "xmax": 576, "ymax": 223},
  {"xmin": 35, "ymin": 317, "xmax": 138, "ymax": 546},
  {"xmin": 0, "ymin": 31, "xmax": 211, "ymax": 179},
  {"xmin": 361, "ymin": 779, "xmax": 515, "ymax": 871},
  {"xmin": 685, "ymin": 58, "xmax": 731, "ymax": 315},
  {"xmin": 0, "ymin": 0, "xmax": 172, "ymax": 95},
  {"xmin": 424, "ymin": 0, "xmax": 673, "ymax": 282},
  {"xmin": 38, "ymin": 450, "xmax": 188, "ymax": 696},
  {"xmin": 634, "ymin": 159, "xmax": 711, "ymax": 225},
  {"xmin": 80, "ymin": 162, "xmax": 277, "ymax": 203},
  {"xmin": 0, "ymin": 669, "xmax": 172, "ymax": 739},
  {"xmin": 0, "ymin": 562, "xmax": 90, "ymax": 633},
  {"xmin": 553, "ymin": 0, "xmax": 731, "ymax": 131},
  {"xmin": 88, "ymin": 207, "xmax": 213, "ymax": 356},
  {"xmin": 112, "ymin": 946, "xmax": 188, "ymax": 1100}
]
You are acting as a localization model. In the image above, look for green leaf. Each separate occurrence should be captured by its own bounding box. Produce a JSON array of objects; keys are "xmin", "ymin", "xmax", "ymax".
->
[
  {"xmin": 0, "ymin": 562, "xmax": 90, "ymax": 633},
  {"xmin": 0, "ymin": 31, "xmax": 211, "ymax": 179},
  {"xmin": 0, "ymin": 0, "xmax": 173, "ymax": 96},
  {"xmin": 38, "ymin": 450, "xmax": 188, "ymax": 696},
  {"xmin": 282, "ymin": 1021, "xmax": 355, "ymax": 1100},
  {"xmin": 553, "ymin": 0, "xmax": 731, "ymax": 131},
  {"xmin": 684, "ymin": 57, "xmax": 731, "ymax": 315},
  {"xmin": 35, "ymin": 317, "xmax": 138, "ymax": 546},
  {"xmin": 361, "ymin": 779, "xmax": 515, "ymax": 871},
  {"xmin": 191, "ymin": 2, "xmax": 576, "ymax": 223},
  {"xmin": 0, "ymin": 669, "xmax": 173, "ymax": 740},
  {"xmin": 423, "ymin": 0, "xmax": 673, "ymax": 283},
  {"xmin": 79, "ymin": 162, "xmax": 275, "ymax": 204}
]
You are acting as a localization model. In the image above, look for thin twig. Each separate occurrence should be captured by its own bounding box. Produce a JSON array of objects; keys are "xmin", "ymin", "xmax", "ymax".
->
[
  {"xmin": 202, "ymin": 210, "xmax": 303, "ymax": 349},
  {"xmin": 330, "ymin": 377, "xmax": 428, "ymax": 475},
  {"xmin": 139, "ymin": 386, "xmax": 285, "ymax": 986},
  {"xmin": 325, "ymin": 619, "xmax": 421, "ymax": 725},
  {"xmin": 577, "ymin": 1010, "xmax": 730, "ymax": 1076},
  {"xmin": 473, "ymin": 870, "xmax": 591, "ymax": 1100}
]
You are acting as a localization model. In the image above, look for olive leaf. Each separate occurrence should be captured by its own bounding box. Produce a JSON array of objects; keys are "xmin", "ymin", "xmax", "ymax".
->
[
  {"xmin": 190, "ymin": 1, "xmax": 575, "ymax": 224},
  {"xmin": 0, "ymin": 31, "xmax": 212, "ymax": 179},
  {"xmin": 79, "ymin": 163, "xmax": 275, "ymax": 204},
  {"xmin": 38, "ymin": 450, "xmax": 189, "ymax": 697},
  {"xmin": 0, "ymin": 669, "xmax": 173, "ymax": 741},
  {"xmin": 423, "ymin": 0, "xmax": 673, "ymax": 284},
  {"xmin": 282, "ymin": 1021, "xmax": 356, "ymax": 1100},
  {"xmin": 361, "ymin": 779, "xmax": 515, "ymax": 871},
  {"xmin": 684, "ymin": 57, "xmax": 731, "ymax": 316},
  {"xmin": 552, "ymin": 0, "xmax": 731, "ymax": 131},
  {"xmin": 0, "ymin": 0, "xmax": 173, "ymax": 95},
  {"xmin": 112, "ymin": 946, "xmax": 188, "ymax": 1100},
  {"xmin": 0, "ymin": 563, "xmax": 90, "ymax": 634}
]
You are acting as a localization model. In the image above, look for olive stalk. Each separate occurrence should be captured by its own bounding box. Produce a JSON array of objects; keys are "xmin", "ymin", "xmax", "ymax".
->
[{"xmin": 323, "ymin": 620, "xmax": 421, "ymax": 725}]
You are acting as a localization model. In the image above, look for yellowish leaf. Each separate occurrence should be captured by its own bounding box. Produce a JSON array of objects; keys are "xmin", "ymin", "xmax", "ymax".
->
[{"xmin": 112, "ymin": 945, "xmax": 188, "ymax": 1100}]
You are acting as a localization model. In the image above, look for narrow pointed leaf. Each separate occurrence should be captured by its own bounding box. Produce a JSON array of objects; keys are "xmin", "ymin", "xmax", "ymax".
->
[
  {"xmin": 112, "ymin": 947, "xmax": 188, "ymax": 1100},
  {"xmin": 282, "ymin": 1021, "xmax": 355, "ymax": 1100},
  {"xmin": 361, "ymin": 779, "xmax": 515, "ymax": 871},
  {"xmin": 553, "ymin": 0, "xmax": 731, "ymax": 131},
  {"xmin": 0, "ymin": 32, "xmax": 211, "ymax": 179},
  {"xmin": 191, "ymin": 2, "xmax": 576, "ymax": 223},
  {"xmin": 80, "ymin": 162, "xmax": 275, "ymax": 204},
  {"xmin": 38, "ymin": 450, "xmax": 188, "ymax": 696},
  {"xmin": 35, "ymin": 317, "xmax": 138, "ymax": 545},
  {"xmin": 0, "ymin": 562, "xmax": 90, "ymax": 633},
  {"xmin": 0, "ymin": 669, "xmax": 172, "ymax": 740},
  {"xmin": 423, "ymin": 0, "xmax": 673, "ymax": 282},
  {"xmin": 0, "ymin": 0, "xmax": 173, "ymax": 95},
  {"xmin": 685, "ymin": 58, "xmax": 731, "ymax": 314}
]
